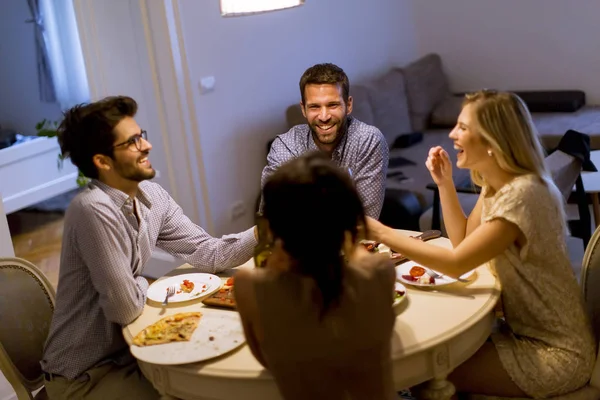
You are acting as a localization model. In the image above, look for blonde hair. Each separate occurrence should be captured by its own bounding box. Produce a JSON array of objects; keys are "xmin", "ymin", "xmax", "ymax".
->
[{"xmin": 464, "ymin": 90, "xmax": 568, "ymax": 235}]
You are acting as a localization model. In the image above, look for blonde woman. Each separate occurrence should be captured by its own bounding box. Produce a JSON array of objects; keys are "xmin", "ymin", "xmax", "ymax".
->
[{"xmin": 367, "ymin": 90, "xmax": 596, "ymax": 398}]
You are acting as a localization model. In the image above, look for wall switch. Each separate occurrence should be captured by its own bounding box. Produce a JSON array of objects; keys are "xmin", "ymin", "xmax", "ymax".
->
[{"xmin": 199, "ymin": 76, "xmax": 216, "ymax": 94}]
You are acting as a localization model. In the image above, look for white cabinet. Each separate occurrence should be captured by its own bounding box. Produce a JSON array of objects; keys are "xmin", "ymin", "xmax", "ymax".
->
[{"xmin": 0, "ymin": 137, "xmax": 78, "ymax": 215}]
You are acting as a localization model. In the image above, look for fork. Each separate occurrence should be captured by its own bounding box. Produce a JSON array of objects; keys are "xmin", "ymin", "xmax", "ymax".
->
[
  {"xmin": 426, "ymin": 269, "xmax": 469, "ymax": 283},
  {"xmin": 162, "ymin": 285, "xmax": 176, "ymax": 306}
]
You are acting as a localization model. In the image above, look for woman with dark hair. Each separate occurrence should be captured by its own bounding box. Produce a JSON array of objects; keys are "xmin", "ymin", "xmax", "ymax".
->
[{"xmin": 235, "ymin": 151, "xmax": 397, "ymax": 400}]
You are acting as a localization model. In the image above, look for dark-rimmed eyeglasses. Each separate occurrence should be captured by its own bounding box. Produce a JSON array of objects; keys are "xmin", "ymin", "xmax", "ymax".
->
[{"xmin": 113, "ymin": 130, "xmax": 148, "ymax": 151}]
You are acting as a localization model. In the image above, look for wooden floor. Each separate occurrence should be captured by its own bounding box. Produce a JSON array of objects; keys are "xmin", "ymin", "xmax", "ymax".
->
[{"xmin": 8, "ymin": 210, "xmax": 63, "ymax": 289}]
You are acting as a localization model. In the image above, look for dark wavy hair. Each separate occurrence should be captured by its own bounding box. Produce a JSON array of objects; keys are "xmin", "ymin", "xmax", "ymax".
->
[
  {"xmin": 299, "ymin": 63, "xmax": 350, "ymax": 104},
  {"xmin": 57, "ymin": 96, "xmax": 138, "ymax": 179},
  {"xmin": 262, "ymin": 151, "xmax": 366, "ymax": 316}
]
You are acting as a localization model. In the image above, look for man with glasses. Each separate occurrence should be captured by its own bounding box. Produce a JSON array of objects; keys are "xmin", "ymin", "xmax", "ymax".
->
[{"xmin": 41, "ymin": 96, "xmax": 257, "ymax": 399}]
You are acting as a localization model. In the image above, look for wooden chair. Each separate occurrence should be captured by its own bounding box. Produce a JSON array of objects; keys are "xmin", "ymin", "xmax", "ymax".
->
[
  {"xmin": 546, "ymin": 149, "xmax": 591, "ymax": 249},
  {"xmin": 0, "ymin": 257, "xmax": 56, "ymax": 399}
]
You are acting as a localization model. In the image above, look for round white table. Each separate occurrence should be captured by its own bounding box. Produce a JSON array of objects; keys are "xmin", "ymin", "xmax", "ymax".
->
[{"xmin": 124, "ymin": 230, "xmax": 501, "ymax": 400}]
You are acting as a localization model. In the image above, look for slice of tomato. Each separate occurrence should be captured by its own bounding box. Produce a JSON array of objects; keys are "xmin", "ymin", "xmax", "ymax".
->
[
  {"xmin": 226, "ymin": 277, "xmax": 234, "ymax": 286},
  {"xmin": 409, "ymin": 266, "xmax": 426, "ymax": 277}
]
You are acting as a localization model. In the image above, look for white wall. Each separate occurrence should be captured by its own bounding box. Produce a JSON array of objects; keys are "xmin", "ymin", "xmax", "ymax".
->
[
  {"xmin": 413, "ymin": 0, "xmax": 600, "ymax": 103},
  {"xmin": 177, "ymin": 0, "xmax": 417, "ymax": 235},
  {"xmin": 0, "ymin": 0, "xmax": 62, "ymax": 135}
]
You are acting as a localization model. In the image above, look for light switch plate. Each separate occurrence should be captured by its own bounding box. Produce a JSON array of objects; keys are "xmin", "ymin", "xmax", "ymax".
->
[{"xmin": 199, "ymin": 76, "xmax": 216, "ymax": 94}]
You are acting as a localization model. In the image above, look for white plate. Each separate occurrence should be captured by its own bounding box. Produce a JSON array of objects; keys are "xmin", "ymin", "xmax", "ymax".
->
[
  {"xmin": 130, "ymin": 308, "xmax": 246, "ymax": 365},
  {"xmin": 147, "ymin": 273, "xmax": 221, "ymax": 303},
  {"xmin": 396, "ymin": 263, "xmax": 475, "ymax": 287},
  {"xmin": 393, "ymin": 281, "xmax": 407, "ymax": 306}
]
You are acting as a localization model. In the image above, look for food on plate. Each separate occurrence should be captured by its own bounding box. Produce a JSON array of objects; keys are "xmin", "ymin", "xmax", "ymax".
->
[
  {"xmin": 202, "ymin": 282, "xmax": 236, "ymax": 309},
  {"xmin": 179, "ymin": 279, "xmax": 195, "ymax": 293},
  {"xmin": 390, "ymin": 252, "xmax": 405, "ymax": 261},
  {"xmin": 361, "ymin": 241, "xmax": 380, "ymax": 252},
  {"xmin": 132, "ymin": 312, "xmax": 202, "ymax": 347},
  {"xmin": 401, "ymin": 274, "xmax": 435, "ymax": 284},
  {"xmin": 409, "ymin": 266, "xmax": 426, "ymax": 278},
  {"xmin": 401, "ymin": 265, "xmax": 435, "ymax": 284},
  {"xmin": 175, "ymin": 279, "xmax": 209, "ymax": 297},
  {"xmin": 394, "ymin": 288, "xmax": 405, "ymax": 301}
]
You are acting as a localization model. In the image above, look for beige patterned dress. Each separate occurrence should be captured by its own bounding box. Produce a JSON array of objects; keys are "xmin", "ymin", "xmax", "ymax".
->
[{"xmin": 481, "ymin": 174, "xmax": 596, "ymax": 397}]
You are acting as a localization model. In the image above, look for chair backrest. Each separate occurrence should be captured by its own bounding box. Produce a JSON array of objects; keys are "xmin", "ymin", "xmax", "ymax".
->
[
  {"xmin": 582, "ymin": 227, "xmax": 600, "ymax": 341},
  {"xmin": 0, "ymin": 257, "xmax": 56, "ymax": 399},
  {"xmin": 546, "ymin": 150, "xmax": 582, "ymax": 201},
  {"xmin": 581, "ymin": 226, "xmax": 600, "ymax": 389},
  {"xmin": 546, "ymin": 149, "xmax": 592, "ymax": 247}
]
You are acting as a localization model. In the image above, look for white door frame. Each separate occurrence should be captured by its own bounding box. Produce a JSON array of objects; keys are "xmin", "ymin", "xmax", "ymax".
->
[
  {"xmin": 73, "ymin": 0, "xmax": 212, "ymax": 232},
  {"xmin": 73, "ymin": 0, "xmax": 212, "ymax": 277}
]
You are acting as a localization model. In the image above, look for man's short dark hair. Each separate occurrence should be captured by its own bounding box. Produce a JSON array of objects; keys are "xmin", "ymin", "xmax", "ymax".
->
[
  {"xmin": 299, "ymin": 63, "xmax": 350, "ymax": 104},
  {"xmin": 58, "ymin": 96, "xmax": 138, "ymax": 179}
]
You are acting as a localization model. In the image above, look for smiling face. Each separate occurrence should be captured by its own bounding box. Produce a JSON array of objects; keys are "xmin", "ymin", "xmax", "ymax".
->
[
  {"xmin": 301, "ymin": 83, "xmax": 353, "ymax": 152},
  {"xmin": 110, "ymin": 117, "xmax": 155, "ymax": 182},
  {"xmin": 449, "ymin": 103, "xmax": 492, "ymax": 170},
  {"xmin": 93, "ymin": 116, "xmax": 155, "ymax": 195}
]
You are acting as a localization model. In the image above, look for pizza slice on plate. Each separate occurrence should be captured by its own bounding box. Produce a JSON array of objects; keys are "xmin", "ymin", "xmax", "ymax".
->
[
  {"xmin": 132, "ymin": 311, "xmax": 202, "ymax": 346},
  {"xmin": 202, "ymin": 277, "xmax": 236, "ymax": 309}
]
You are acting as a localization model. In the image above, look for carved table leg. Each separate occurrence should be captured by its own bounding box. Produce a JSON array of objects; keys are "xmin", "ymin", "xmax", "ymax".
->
[{"xmin": 418, "ymin": 377, "xmax": 456, "ymax": 400}]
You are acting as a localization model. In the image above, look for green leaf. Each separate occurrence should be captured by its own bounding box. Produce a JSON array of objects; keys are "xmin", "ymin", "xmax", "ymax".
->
[
  {"xmin": 35, "ymin": 119, "xmax": 46, "ymax": 130},
  {"xmin": 76, "ymin": 171, "xmax": 90, "ymax": 187},
  {"xmin": 37, "ymin": 128, "xmax": 57, "ymax": 138}
]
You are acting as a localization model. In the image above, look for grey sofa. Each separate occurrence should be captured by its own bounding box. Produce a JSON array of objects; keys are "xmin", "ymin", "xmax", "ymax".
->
[{"xmin": 285, "ymin": 53, "xmax": 600, "ymax": 229}]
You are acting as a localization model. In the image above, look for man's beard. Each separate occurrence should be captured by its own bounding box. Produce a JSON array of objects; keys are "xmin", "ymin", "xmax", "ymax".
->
[
  {"xmin": 114, "ymin": 159, "xmax": 156, "ymax": 182},
  {"xmin": 310, "ymin": 115, "xmax": 349, "ymax": 146},
  {"xmin": 124, "ymin": 168, "xmax": 156, "ymax": 182}
]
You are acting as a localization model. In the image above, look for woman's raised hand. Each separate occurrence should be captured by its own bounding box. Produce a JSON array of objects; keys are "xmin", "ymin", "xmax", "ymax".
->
[{"xmin": 425, "ymin": 146, "xmax": 453, "ymax": 186}]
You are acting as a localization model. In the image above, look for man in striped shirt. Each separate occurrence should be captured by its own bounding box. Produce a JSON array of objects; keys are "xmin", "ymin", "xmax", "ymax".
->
[
  {"xmin": 41, "ymin": 96, "xmax": 257, "ymax": 399},
  {"xmin": 259, "ymin": 63, "xmax": 388, "ymax": 218}
]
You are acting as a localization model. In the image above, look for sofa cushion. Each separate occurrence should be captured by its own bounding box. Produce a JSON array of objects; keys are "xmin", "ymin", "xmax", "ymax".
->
[
  {"xmin": 401, "ymin": 53, "xmax": 451, "ymax": 131},
  {"xmin": 431, "ymin": 95, "xmax": 463, "ymax": 127},
  {"xmin": 348, "ymin": 84, "xmax": 375, "ymax": 126},
  {"xmin": 285, "ymin": 104, "xmax": 306, "ymax": 128},
  {"xmin": 365, "ymin": 69, "xmax": 412, "ymax": 145}
]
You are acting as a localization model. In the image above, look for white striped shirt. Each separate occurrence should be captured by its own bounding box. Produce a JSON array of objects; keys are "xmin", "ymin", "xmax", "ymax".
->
[{"xmin": 41, "ymin": 179, "xmax": 256, "ymax": 379}]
